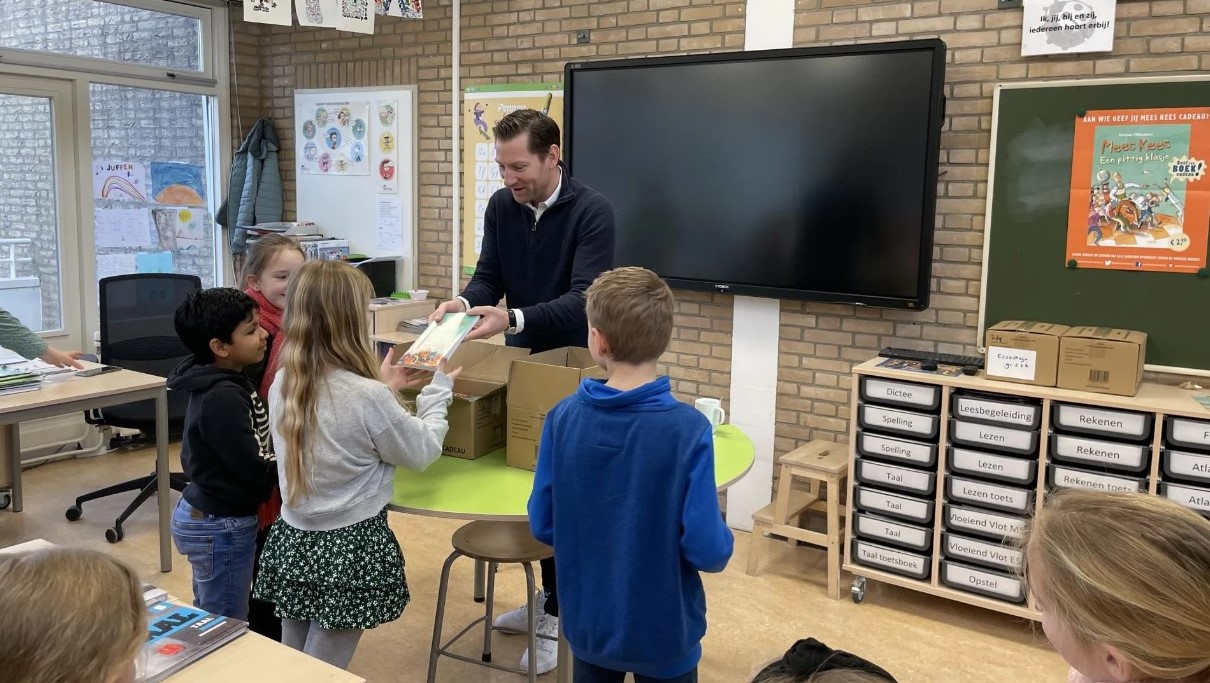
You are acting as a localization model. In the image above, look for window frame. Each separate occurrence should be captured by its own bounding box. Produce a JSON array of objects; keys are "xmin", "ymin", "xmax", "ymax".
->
[{"xmin": 0, "ymin": 0, "xmax": 231, "ymax": 351}]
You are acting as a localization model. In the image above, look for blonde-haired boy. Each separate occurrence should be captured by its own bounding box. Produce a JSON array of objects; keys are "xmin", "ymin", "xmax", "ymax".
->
[{"xmin": 528, "ymin": 266, "xmax": 734, "ymax": 682}]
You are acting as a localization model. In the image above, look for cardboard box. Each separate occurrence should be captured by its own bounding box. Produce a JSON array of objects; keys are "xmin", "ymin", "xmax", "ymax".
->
[
  {"xmin": 506, "ymin": 347, "xmax": 606, "ymax": 471},
  {"xmin": 984, "ymin": 321, "xmax": 1070, "ymax": 387},
  {"xmin": 395, "ymin": 340, "xmax": 531, "ymax": 459},
  {"xmin": 1057, "ymin": 327, "xmax": 1147, "ymax": 397}
]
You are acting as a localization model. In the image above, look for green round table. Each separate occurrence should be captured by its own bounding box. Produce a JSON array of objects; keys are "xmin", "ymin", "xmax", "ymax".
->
[{"xmin": 390, "ymin": 424, "xmax": 755, "ymax": 520}]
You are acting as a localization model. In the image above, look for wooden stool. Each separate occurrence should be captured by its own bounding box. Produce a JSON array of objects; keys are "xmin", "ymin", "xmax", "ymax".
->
[
  {"xmin": 747, "ymin": 440, "xmax": 849, "ymax": 599},
  {"xmin": 427, "ymin": 520, "xmax": 555, "ymax": 683}
]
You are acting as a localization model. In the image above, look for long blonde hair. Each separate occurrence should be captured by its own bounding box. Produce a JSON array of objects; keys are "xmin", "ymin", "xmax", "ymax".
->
[
  {"xmin": 1021, "ymin": 489, "xmax": 1210, "ymax": 681},
  {"xmin": 0, "ymin": 548, "xmax": 145, "ymax": 683},
  {"xmin": 278, "ymin": 260, "xmax": 381, "ymax": 505}
]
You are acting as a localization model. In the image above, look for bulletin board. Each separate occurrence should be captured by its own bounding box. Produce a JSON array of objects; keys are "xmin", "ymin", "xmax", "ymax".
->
[
  {"xmin": 294, "ymin": 86, "xmax": 418, "ymax": 291},
  {"xmin": 979, "ymin": 76, "xmax": 1210, "ymax": 376}
]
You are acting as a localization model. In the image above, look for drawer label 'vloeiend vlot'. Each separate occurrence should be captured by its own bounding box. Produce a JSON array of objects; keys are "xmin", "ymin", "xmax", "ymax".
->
[
  {"xmin": 944, "ymin": 533, "xmax": 1023, "ymax": 571},
  {"xmin": 945, "ymin": 504, "xmax": 1026, "ymax": 541}
]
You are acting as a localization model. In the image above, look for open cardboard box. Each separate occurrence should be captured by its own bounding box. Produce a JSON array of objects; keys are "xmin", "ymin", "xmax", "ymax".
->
[
  {"xmin": 506, "ymin": 347, "xmax": 607, "ymax": 471},
  {"xmin": 394, "ymin": 340, "xmax": 531, "ymax": 459}
]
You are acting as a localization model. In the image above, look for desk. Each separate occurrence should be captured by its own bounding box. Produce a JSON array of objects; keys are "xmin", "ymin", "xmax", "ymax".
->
[
  {"xmin": 368, "ymin": 299, "xmax": 435, "ymax": 336},
  {"xmin": 390, "ymin": 425, "xmax": 755, "ymax": 683},
  {"xmin": 0, "ymin": 368, "xmax": 173, "ymax": 572}
]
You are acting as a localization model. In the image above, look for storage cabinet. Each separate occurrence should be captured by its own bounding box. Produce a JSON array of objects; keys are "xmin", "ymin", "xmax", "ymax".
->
[{"xmin": 844, "ymin": 358, "xmax": 1210, "ymax": 620}]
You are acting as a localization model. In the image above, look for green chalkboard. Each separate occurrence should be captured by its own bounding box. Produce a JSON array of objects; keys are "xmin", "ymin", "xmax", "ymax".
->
[{"xmin": 981, "ymin": 77, "xmax": 1210, "ymax": 373}]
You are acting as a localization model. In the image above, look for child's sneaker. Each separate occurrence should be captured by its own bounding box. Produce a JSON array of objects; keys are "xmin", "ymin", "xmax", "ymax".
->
[
  {"xmin": 493, "ymin": 589, "xmax": 546, "ymax": 634},
  {"xmin": 519, "ymin": 614, "xmax": 559, "ymax": 675}
]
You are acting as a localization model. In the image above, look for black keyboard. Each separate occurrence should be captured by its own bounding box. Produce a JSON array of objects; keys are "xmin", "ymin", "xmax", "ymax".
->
[{"xmin": 879, "ymin": 347, "xmax": 984, "ymax": 369}]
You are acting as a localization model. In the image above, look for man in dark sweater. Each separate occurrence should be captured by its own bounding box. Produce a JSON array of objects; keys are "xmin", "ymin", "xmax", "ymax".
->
[{"xmin": 431, "ymin": 108, "xmax": 615, "ymax": 673}]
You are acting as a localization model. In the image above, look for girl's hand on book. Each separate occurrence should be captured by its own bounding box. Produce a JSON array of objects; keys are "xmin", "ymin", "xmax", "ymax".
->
[{"xmin": 380, "ymin": 347, "xmax": 432, "ymax": 391}]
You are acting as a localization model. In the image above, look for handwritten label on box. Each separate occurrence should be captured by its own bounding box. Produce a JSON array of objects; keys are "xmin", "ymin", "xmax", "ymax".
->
[{"xmin": 986, "ymin": 346, "xmax": 1037, "ymax": 382}]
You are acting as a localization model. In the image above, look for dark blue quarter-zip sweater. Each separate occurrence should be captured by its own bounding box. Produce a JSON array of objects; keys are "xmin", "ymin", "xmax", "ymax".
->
[
  {"xmin": 528, "ymin": 376, "xmax": 735, "ymax": 678},
  {"xmin": 460, "ymin": 165, "xmax": 615, "ymax": 353}
]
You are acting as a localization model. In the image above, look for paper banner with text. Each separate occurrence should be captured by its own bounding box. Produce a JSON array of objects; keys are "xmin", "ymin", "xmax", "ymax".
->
[
  {"xmin": 1066, "ymin": 107, "xmax": 1210, "ymax": 273},
  {"xmin": 298, "ymin": 101, "xmax": 371, "ymax": 176},
  {"xmin": 374, "ymin": 99, "xmax": 400, "ymax": 192},
  {"xmin": 375, "ymin": 0, "xmax": 421, "ymax": 18},
  {"xmin": 243, "ymin": 0, "xmax": 293, "ymax": 26},
  {"xmin": 461, "ymin": 83, "xmax": 563, "ymax": 273},
  {"xmin": 1022, "ymin": 0, "xmax": 1115, "ymax": 56}
]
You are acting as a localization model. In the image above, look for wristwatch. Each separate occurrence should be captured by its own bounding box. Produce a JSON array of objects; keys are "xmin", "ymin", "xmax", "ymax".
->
[{"xmin": 506, "ymin": 309, "xmax": 518, "ymax": 335}]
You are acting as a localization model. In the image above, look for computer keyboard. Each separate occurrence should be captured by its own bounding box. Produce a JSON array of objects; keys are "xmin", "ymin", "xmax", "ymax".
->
[{"xmin": 879, "ymin": 347, "xmax": 984, "ymax": 369}]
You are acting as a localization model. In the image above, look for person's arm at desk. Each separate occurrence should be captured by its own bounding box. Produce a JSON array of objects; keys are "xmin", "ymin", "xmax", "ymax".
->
[
  {"xmin": 0, "ymin": 307, "xmax": 84, "ymax": 368},
  {"xmin": 527, "ymin": 413, "xmax": 557, "ymax": 547}
]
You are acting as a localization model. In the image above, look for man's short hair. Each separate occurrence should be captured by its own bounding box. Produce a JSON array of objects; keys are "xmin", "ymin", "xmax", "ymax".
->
[
  {"xmin": 586, "ymin": 267, "xmax": 674, "ymax": 364},
  {"xmin": 493, "ymin": 109, "xmax": 561, "ymax": 158},
  {"xmin": 174, "ymin": 288, "xmax": 257, "ymax": 363}
]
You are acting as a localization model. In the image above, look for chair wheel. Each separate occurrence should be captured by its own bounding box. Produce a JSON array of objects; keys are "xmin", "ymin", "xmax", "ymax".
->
[
  {"xmin": 65, "ymin": 505, "xmax": 83, "ymax": 521},
  {"xmin": 851, "ymin": 576, "xmax": 867, "ymax": 604},
  {"xmin": 0, "ymin": 493, "xmax": 10, "ymax": 510},
  {"xmin": 105, "ymin": 526, "xmax": 124, "ymax": 543}
]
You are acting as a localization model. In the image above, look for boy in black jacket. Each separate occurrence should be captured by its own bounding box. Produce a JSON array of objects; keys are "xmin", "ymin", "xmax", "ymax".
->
[{"xmin": 168, "ymin": 288, "xmax": 277, "ymax": 620}]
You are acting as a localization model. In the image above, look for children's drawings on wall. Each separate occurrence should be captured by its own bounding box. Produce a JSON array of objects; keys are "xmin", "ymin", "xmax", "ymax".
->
[
  {"xmin": 135, "ymin": 251, "xmax": 175, "ymax": 274},
  {"xmin": 375, "ymin": 0, "xmax": 421, "ymax": 18},
  {"xmin": 96, "ymin": 253, "xmax": 138, "ymax": 282},
  {"xmin": 94, "ymin": 207, "xmax": 156, "ymax": 249},
  {"xmin": 296, "ymin": 0, "xmax": 339, "ymax": 28},
  {"xmin": 93, "ymin": 161, "xmax": 148, "ymax": 202},
  {"xmin": 374, "ymin": 99, "xmax": 400, "ymax": 192},
  {"xmin": 243, "ymin": 0, "xmax": 293, "ymax": 26},
  {"xmin": 340, "ymin": 0, "xmax": 374, "ymax": 33},
  {"xmin": 298, "ymin": 101, "xmax": 371, "ymax": 176},
  {"xmin": 152, "ymin": 208, "xmax": 208, "ymax": 252},
  {"xmin": 150, "ymin": 162, "xmax": 206, "ymax": 206}
]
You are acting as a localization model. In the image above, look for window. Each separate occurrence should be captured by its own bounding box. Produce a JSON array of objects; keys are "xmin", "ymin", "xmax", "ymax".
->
[{"xmin": 0, "ymin": 1, "xmax": 204, "ymax": 73}]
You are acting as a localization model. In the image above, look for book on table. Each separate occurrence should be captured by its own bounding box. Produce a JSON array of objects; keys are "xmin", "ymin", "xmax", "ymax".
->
[
  {"xmin": 399, "ymin": 312, "xmax": 479, "ymax": 370},
  {"xmin": 136, "ymin": 601, "xmax": 247, "ymax": 682},
  {"xmin": 0, "ymin": 367, "xmax": 40, "ymax": 396}
]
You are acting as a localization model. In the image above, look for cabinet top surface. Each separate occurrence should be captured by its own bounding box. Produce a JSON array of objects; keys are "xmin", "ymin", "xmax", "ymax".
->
[{"xmin": 854, "ymin": 357, "xmax": 1210, "ymax": 420}]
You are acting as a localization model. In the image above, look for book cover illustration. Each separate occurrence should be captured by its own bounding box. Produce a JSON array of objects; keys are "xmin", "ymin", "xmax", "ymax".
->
[
  {"xmin": 399, "ymin": 312, "xmax": 479, "ymax": 370},
  {"xmin": 137, "ymin": 601, "xmax": 247, "ymax": 683}
]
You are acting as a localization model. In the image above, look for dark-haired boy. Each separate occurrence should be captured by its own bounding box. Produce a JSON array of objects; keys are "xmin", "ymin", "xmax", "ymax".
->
[{"xmin": 168, "ymin": 287, "xmax": 277, "ymax": 620}]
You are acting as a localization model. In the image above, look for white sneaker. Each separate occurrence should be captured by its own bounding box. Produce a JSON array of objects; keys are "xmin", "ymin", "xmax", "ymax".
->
[
  {"xmin": 519, "ymin": 614, "xmax": 559, "ymax": 675},
  {"xmin": 493, "ymin": 590, "xmax": 546, "ymax": 634}
]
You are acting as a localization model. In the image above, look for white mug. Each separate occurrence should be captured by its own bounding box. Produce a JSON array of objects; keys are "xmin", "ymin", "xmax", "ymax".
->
[{"xmin": 694, "ymin": 397, "xmax": 726, "ymax": 430}]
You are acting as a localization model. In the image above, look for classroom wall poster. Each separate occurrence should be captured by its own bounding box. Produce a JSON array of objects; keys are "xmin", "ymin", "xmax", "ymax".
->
[
  {"xmin": 298, "ymin": 101, "xmax": 371, "ymax": 176},
  {"xmin": 374, "ymin": 99, "xmax": 400, "ymax": 193},
  {"xmin": 1021, "ymin": 0, "xmax": 1115, "ymax": 57},
  {"xmin": 150, "ymin": 162, "xmax": 206, "ymax": 206},
  {"xmin": 296, "ymin": 0, "xmax": 339, "ymax": 28},
  {"xmin": 92, "ymin": 161, "xmax": 148, "ymax": 202},
  {"xmin": 461, "ymin": 83, "xmax": 563, "ymax": 273},
  {"xmin": 243, "ymin": 0, "xmax": 293, "ymax": 26},
  {"xmin": 374, "ymin": 0, "xmax": 421, "ymax": 18},
  {"xmin": 1066, "ymin": 107, "xmax": 1210, "ymax": 273},
  {"xmin": 339, "ymin": 0, "xmax": 374, "ymax": 33},
  {"xmin": 151, "ymin": 207, "xmax": 207, "ymax": 252}
]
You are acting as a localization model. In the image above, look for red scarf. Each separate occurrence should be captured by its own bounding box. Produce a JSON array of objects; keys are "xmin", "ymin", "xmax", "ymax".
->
[{"xmin": 246, "ymin": 287, "xmax": 284, "ymax": 530}]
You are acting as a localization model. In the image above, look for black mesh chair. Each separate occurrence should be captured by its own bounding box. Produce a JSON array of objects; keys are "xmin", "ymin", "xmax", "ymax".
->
[{"xmin": 65, "ymin": 273, "xmax": 200, "ymax": 543}]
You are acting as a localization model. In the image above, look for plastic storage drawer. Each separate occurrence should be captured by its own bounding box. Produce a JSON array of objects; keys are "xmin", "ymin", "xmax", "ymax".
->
[
  {"xmin": 1162, "ymin": 449, "xmax": 1210, "ymax": 486},
  {"xmin": 943, "ymin": 503, "xmax": 1026, "ymax": 542},
  {"xmin": 860, "ymin": 377, "xmax": 941, "ymax": 412},
  {"xmin": 940, "ymin": 559, "xmax": 1027, "ymax": 604},
  {"xmin": 942, "ymin": 532, "xmax": 1023, "ymax": 572},
  {"xmin": 856, "ymin": 458, "xmax": 937, "ymax": 497},
  {"xmin": 949, "ymin": 419, "xmax": 1039, "ymax": 457},
  {"xmin": 854, "ymin": 511, "xmax": 933, "ymax": 552},
  {"xmin": 946, "ymin": 475, "xmax": 1035, "ymax": 515},
  {"xmin": 859, "ymin": 403, "xmax": 940, "ymax": 440},
  {"xmin": 853, "ymin": 485, "xmax": 935, "ymax": 525},
  {"xmin": 1165, "ymin": 416, "xmax": 1210, "ymax": 453},
  {"xmin": 857, "ymin": 429, "xmax": 938, "ymax": 469},
  {"xmin": 1051, "ymin": 402, "xmax": 1152, "ymax": 442},
  {"xmin": 951, "ymin": 393, "xmax": 1041, "ymax": 430},
  {"xmin": 1047, "ymin": 464, "xmax": 1147, "ymax": 494},
  {"xmin": 947, "ymin": 446, "xmax": 1038, "ymax": 486},
  {"xmin": 1159, "ymin": 480, "xmax": 1210, "ymax": 516},
  {"xmin": 851, "ymin": 538, "xmax": 931, "ymax": 580},
  {"xmin": 1049, "ymin": 433, "xmax": 1150, "ymax": 474}
]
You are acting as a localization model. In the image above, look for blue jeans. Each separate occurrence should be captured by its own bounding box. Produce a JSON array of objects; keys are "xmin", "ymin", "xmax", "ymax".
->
[
  {"xmin": 573, "ymin": 658, "xmax": 697, "ymax": 683},
  {"xmin": 171, "ymin": 498, "xmax": 258, "ymax": 620}
]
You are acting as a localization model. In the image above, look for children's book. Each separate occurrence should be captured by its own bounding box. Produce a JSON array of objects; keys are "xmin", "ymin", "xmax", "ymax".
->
[
  {"xmin": 136, "ymin": 601, "xmax": 247, "ymax": 682},
  {"xmin": 399, "ymin": 312, "xmax": 479, "ymax": 370}
]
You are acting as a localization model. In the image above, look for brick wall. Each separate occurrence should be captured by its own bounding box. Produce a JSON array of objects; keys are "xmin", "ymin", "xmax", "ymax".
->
[{"xmin": 231, "ymin": 0, "xmax": 1210, "ymax": 474}]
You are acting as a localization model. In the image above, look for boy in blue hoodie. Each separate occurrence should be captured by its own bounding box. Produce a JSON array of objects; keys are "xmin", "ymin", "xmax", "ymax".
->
[{"xmin": 528, "ymin": 266, "xmax": 734, "ymax": 682}]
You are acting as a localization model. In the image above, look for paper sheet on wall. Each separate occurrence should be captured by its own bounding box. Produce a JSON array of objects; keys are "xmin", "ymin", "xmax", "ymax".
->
[
  {"xmin": 94, "ymin": 207, "xmax": 155, "ymax": 249},
  {"xmin": 298, "ymin": 101, "xmax": 371, "ymax": 175},
  {"xmin": 136, "ymin": 251, "xmax": 175, "ymax": 274},
  {"xmin": 374, "ymin": 99, "xmax": 400, "ymax": 192},
  {"xmin": 96, "ymin": 254, "xmax": 138, "ymax": 282},
  {"xmin": 339, "ymin": 0, "xmax": 374, "ymax": 33},
  {"xmin": 296, "ymin": 0, "xmax": 340, "ymax": 27},
  {"xmin": 242, "ymin": 0, "xmax": 294, "ymax": 26},
  {"xmin": 1021, "ymin": 0, "xmax": 1115, "ymax": 56},
  {"xmin": 375, "ymin": 194, "xmax": 404, "ymax": 252},
  {"xmin": 92, "ymin": 161, "xmax": 148, "ymax": 202},
  {"xmin": 376, "ymin": 0, "xmax": 421, "ymax": 18},
  {"xmin": 152, "ymin": 207, "xmax": 208, "ymax": 252}
]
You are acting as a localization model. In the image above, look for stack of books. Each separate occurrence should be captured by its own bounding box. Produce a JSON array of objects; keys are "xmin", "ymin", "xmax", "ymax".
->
[{"xmin": 0, "ymin": 367, "xmax": 41, "ymax": 397}]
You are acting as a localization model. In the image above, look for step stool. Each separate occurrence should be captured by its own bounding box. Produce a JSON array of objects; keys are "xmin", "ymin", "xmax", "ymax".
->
[{"xmin": 747, "ymin": 440, "xmax": 849, "ymax": 599}]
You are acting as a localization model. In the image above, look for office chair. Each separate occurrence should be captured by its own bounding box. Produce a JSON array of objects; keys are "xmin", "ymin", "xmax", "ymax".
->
[{"xmin": 65, "ymin": 273, "xmax": 200, "ymax": 543}]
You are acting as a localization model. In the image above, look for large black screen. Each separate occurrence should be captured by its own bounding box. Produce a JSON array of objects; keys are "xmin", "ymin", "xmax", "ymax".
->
[{"xmin": 564, "ymin": 40, "xmax": 946, "ymax": 309}]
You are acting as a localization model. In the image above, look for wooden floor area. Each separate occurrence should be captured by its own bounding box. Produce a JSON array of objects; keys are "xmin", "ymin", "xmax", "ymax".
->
[{"xmin": 1, "ymin": 444, "xmax": 1068, "ymax": 682}]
